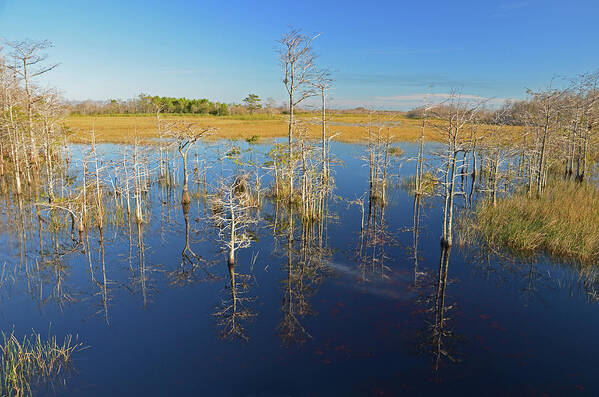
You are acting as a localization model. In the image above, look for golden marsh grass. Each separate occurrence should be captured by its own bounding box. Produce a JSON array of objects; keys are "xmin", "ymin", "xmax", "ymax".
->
[
  {"xmin": 460, "ymin": 180, "xmax": 599, "ymax": 264},
  {"xmin": 65, "ymin": 113, "xmax": 446, "ymax": 144}
]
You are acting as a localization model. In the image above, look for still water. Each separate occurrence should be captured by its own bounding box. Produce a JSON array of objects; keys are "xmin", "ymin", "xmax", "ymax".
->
[{"xmin": 0, "ymin": 141, "xmax": 597, "ymax": 396}]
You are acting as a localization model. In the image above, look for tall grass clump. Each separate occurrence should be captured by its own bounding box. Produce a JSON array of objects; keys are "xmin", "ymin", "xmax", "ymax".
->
[
  {"xmin": 400, "ymin": 171, "xmax": 437, "ymax": 196},
  {"xmin": 0, "ymin": 330, "xmax": 83, "ymax": 397},
  {"xmin": 460, "ymin": 180, "xmax": 599, "ymax": 264}
]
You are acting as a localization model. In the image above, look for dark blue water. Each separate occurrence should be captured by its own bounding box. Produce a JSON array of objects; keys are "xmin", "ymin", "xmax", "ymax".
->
[{"xmin": 0, "ymin": 141, "xmax": 597, "ymax": 396}]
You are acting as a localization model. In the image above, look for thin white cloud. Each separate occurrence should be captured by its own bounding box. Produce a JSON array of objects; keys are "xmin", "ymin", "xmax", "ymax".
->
[
  {"xmin": 491, "ymin": 1, "xmax": 529, "ymax": 17},
  {"xmin": 337, "ymin": 73, "xmax": 495, "ymax": 90},
  {"xmin": 327, "ymin": 93, "xmax": 515, "ymax": 110},
  {"xmin": 364, "ymin": 47, "xmax": 462, "ymax": 56},
  {"xmin": 374, "ymin": 93, "xmax": 489, "ymax": 101},
  {"xmin": 500, "ymin": 1, "xmax": 529, "ymax": 11}
]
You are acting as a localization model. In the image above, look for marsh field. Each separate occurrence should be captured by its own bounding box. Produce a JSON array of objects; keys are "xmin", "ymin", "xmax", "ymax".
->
[{"xmin": 64, "ymin": 113, "xmax": 444, "ymax": 143}]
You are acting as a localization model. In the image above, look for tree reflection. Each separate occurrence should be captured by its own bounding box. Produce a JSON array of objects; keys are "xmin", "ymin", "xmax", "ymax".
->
[
  {"xmin": 415, "ymin": 246, "xmax": 461, "ymax": 374},
  {"xmin": 169, "ymin": 203, "xmax": 216, "ymax": 286},
  {"xmin": 411, "ymin": 194, "xmax": 424, "ymax": 288},
  {"xmin": 87, "ymin": 227, "xmax": 111, "ymax": 325},
  {"xmin": 277, "ymin": 205, "xmax": 330, "ymax": 346},
  {"xmin": 213, "ymin": 259, "xmax": 255, "ymax": 341},
  {"xmin": 350, "ymin": 191, "xmax": 394, "ymax": 283}
]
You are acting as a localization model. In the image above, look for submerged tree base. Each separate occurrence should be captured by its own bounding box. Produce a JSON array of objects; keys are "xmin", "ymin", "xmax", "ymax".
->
[{"xmin": 459, "ymin": 180, "xmax": 599, "ymax": 265}]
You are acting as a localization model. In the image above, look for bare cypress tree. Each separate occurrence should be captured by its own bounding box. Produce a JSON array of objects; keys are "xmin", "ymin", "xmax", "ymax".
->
[
  {"xmin": 277, "ymin": 28, "xmax": 319, "ymax": 203},
  {"xmin": 210, "ymin": 175, "xmax": 257, "ymax": 266},
  {"xmin": 164, "ymin": 121, "xmax": 214, "ymax": 205},
  {"xmin": 573, "ymin": 72, "xmax": 599, "ymax": 181},
  {"xmin": 523, "ymin": 83, "xmax": 565, "ymax": 195},
  {"xmin": 1, "ymin": 54, "xmax": 26, "ymax": 195},
  {"xmin": 431, "ymin": 92, "xmax": 484, "ymax": 247},
  {"xmin": 5, "ymin": 40, "xmax": 58, "ymax": 166},
  {"xmin": 37, "ymin": 90, "xmax": 63, "ymax": 202},
  {"xmin": 154, "ymin": 103, "xmax": 167, "ymax": 184},
  {"xmin": 479, "ymin": 106, "xmax": 518, "ymax": 207},
  {"xmin": 0, "ymin": 44, "xmax": 6, "ymax": 180},
  {"xmin": 89, "ymin": 125, "xmax": 105, "ymax": 230},
  {"xmin": 312, "ymin": 69, "xmax": 333, "ymax": 181},
  {"xmin": 412, "ymin": 99, "xmax": 437, "ymax": 195}
]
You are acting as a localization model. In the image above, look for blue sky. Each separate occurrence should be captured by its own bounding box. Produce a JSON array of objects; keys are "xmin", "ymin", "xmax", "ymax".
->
[{"xmin": 0, "ymin": 0, "xmax": 597, "ymax": 109}]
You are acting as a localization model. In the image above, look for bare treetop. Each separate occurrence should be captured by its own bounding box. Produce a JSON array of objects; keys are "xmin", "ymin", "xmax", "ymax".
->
[
  {"xmin": 5, "ymin": 39, "xmax": 59, "ymax": 78},
  {"xmin": 313, "ymin": 68, "xmax": 333, "ymax": 90},
  {"xmin": 163, "ymin": 120, "xmax": 216, "ymax": 204},
  {"xmin": 163, "ymin": 121, "xmax": 215, "ymax": 150},
  {"xmin": 277, "ymin": 28, "xmax": 320, "ymax": 105},
  {"xmin": 429, "ymin": 91, "xmax": 487, "ymax": 141}
]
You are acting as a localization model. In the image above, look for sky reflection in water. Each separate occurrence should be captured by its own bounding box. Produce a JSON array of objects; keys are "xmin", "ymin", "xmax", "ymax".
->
[{"xmin": 0, "ymin": 141, "xmax": 597, "ymax": 396}]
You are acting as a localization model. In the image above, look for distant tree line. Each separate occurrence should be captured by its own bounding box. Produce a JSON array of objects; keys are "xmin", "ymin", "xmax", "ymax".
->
[
  {"xmin": 67, "ymin": 94, "xmax": 231, "ymax": 115},
  {"xmin": 66, "ymin": 93, "xmax": 284, "ymax": 116},
  {"xmin": 143, "ymin": 95, "xmax": 232, "ymax": 115}
]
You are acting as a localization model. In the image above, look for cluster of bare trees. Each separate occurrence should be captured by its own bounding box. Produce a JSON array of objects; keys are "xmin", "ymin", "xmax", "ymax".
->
[
  {"xmin": 363, "ymin": 115, "xmax": 402, "ymax": 207},
  {"xmin": 0, "ymin": 40, "xmax": 63, "ymax": 198},
  {"xmin": 399, "ymin": 72, "xmax": 599, "ymax": 248},
  {"xmin": 427, "ymin": 94, "xmax": 484, "ymax": 248},
  {"xmin": 521, "ymin": 74, "xmax": 599, "ymax": 189},
  {"xmin": 274, "ymin": 28, "xmax": 335, "ymax": 222}
]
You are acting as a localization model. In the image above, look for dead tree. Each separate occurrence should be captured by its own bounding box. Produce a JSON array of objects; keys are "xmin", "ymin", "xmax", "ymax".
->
[
  {"xmin": 431, "ymin": 92, "xmax": 484, "ymax": 247},
  {"xmin": 165, "ymin": 121, "xmax": 214, "ymax": 205},
  {"xmin": 479, "ymin": 106, "xmax": 519, "ymax": 207},
  {"xmin": 565, "ymin": 72, "xmax": 599, "ymax": 182},
  {"xmin": 6, "ymin": 39, "xmax": 58, "ymax": 166},
  {"xmin": 37, "ymin": 90, "xmax": 64, "ymax": 202},
  {"xmin": 277, "ymin": 28, "xmax": 319, "ymax": 202},
  {"xmin": 154, "ymin": 103, "xmax": 167, "ymax": 184},
  {"xmin": 523, "ymin": 84, "xmax": 565, "ymax": 195},
  {"xmin": 415, "ymin": 105, "xmax": 432, "ymax": 194},
  {"xmin": 209, "ymin": 175, "xmax": 257, "ymax": 266},
  {"xmin": 362, "ymin": 112, "xmax": 396, "ymax": 207},
  {"xmin": 312, "ymin": 69, "xmax": 333, "ymax": 181}
]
